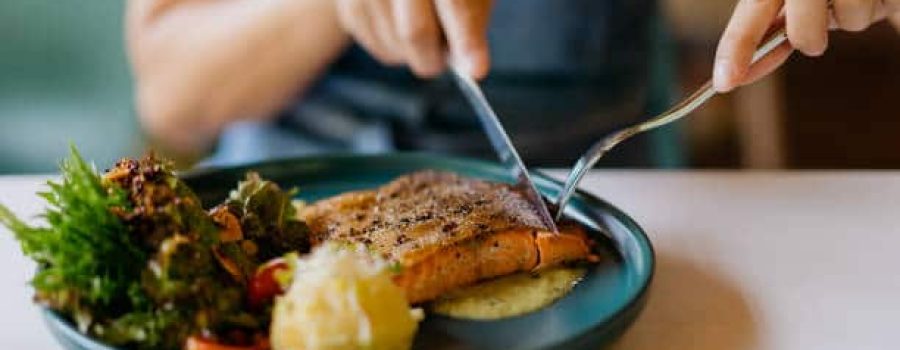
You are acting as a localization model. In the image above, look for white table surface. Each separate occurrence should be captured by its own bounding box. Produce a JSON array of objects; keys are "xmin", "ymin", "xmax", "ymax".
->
[{"xmin": 2, "ymin": 171, "xmax": 900, "ymax": 349}]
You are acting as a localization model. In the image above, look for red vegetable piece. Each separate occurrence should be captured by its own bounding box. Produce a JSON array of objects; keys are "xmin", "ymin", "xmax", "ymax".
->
[
  {"xmin": 185, "ymin": 336, "xmax": 268, "ymax": 350},
  {"xmin": 248, "ymin": 258, "xmax": 289, "ymax": 308}
]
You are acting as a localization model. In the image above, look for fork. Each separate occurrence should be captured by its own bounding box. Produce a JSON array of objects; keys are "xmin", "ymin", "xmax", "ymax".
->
[{"xmin": 554, "ymin": 25, "xmax": 790, "ymax": 220}]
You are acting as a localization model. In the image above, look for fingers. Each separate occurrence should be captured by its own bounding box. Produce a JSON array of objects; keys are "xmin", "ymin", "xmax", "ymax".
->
[
  {"xmin": 785, "ymin": 0, "xmax": 830, "ymax": 56},
  {"xmin": 434, "ymin": 0, "xmax": 493, "ymax": 79},
  {"xmin": 739, "ymin": 41, "xmax": 793, "ymax": 86},
  {"xmin": 393, "ymin": 0, "xmax": 444, "ymax": 77},
  {"xmin": 715, "ymin": 0, "xmax": 900, "ymax": 92},
  {"xmin": 366, "ymin": 0, "xmax": 404, "ymax": 64},
  {"xmin": 833, "ymin": 0, "xmax": 877, "ymax": 31},
  {"xmin": 337, "ymin": 0, "xmax": 493, "ymax": 79},
  {"xmin": 714, "ymin": 0, "xmax": 784, "ymax": 92},
  {"xmin": 890, "ymin": 12, "xmax": 900, "ymax": 33},
  {"xmin": 336, "ymin": 0, "xmax": 399, "ymax": 65}
]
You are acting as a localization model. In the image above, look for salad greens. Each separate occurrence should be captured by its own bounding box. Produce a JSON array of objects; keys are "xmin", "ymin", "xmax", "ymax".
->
[
  {"xmin": 0, "ymin": 147, "xmax": 311, "ymax": 349},
  {"xmin": 0, "ymin": 147, "xmax": 145, "ymax": 331},
  {"xmin": 224, "ymin": 172, "xmax": 311, "ymax": 261}
]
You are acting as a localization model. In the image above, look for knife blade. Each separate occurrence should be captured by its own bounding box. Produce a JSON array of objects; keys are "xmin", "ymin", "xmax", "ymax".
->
[{"xmin": 449, "ymin": 63, "xmax": 559, "ymax": 232}]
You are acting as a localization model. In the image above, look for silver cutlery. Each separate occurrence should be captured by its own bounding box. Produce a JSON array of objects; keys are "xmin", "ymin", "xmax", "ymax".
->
[
  {"xmin": 555, "ymin": 26, "xmax": 790, "ymax": 220},
  {"xmin": 449, "ymin": 60, "xmax": 559, "ymax": 232}
]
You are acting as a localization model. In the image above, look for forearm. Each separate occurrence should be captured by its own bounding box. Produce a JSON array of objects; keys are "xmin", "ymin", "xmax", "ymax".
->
[{"xmin": 127, "ymin": 0, "xmax": 349, "ymax": 154}]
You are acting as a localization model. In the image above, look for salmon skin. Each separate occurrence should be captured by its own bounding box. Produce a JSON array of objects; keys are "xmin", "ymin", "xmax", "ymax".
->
[{"xmin": 298, "ymin": 171, "xmax": 595, "ymax": 304}]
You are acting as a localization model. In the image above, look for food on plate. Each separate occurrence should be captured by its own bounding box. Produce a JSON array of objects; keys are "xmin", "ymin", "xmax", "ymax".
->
[
  {"xmin": 0, "ymin": 149, "xmax": 309, "ymax": 349},
  {"xmin": 299, "ymin": 171, "xmax": 597, "ymax": 304},
  {"xmin": 0, "ymin": 149, "xmax": 598, "ymax": 350},
  {"xmin": 270, "ymin": 243, "xmax": 422, "ymax": 350},
  {"xmin": 431, "ymin": 266, "xmax": 586, "ymax": 319}
]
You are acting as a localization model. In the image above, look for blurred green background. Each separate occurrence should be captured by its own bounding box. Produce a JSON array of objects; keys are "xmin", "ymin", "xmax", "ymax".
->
[{"xmin": 0, "ymin": 0, "xmax": 139, "ymax": 174}]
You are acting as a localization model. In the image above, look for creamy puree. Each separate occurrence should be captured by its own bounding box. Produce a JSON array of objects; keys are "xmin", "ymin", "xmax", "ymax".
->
[{"xmin": 430, "ymin": 267, "xmax": 586, "ymax": 319}]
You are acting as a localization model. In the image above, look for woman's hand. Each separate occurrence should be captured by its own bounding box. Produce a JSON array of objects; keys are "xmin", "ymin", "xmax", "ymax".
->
[
  {"xmin": 714, "ymin": 0, "xmax": 900, "ymax": 92},
  {"xmin": 335, "ymin": 0, "xmax": 494, "ymax": 79}
]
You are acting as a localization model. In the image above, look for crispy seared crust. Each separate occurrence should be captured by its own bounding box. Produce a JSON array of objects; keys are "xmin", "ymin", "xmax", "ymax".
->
[{"xmin": 299, "ymin": 171, "xmax": 592, "ymax": 303}]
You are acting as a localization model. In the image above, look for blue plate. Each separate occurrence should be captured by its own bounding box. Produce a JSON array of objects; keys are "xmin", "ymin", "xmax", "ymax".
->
[{"xmin": 42, "ymin": 153, "xmax": 654, "ymax": 350}]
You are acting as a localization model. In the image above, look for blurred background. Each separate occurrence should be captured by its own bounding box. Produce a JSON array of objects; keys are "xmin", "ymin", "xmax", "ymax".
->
[
  {"xmin": 1, "ymin": 0, "xmax": 899, "ymax": 173},
  {"xmin": 0, "ymin": 0, "xmax": 137, "ymax": 173}
]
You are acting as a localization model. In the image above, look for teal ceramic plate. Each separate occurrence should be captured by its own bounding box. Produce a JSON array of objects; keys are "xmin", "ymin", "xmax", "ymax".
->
[{"xmin": 42, "ymin": 153, "xmax": 654, "ymax": 350}]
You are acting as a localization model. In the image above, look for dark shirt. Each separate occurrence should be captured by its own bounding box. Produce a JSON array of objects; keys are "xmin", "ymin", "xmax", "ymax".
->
[{"xmin": 279, "ymin": 0, "xmax": 660, "ymax": 166}]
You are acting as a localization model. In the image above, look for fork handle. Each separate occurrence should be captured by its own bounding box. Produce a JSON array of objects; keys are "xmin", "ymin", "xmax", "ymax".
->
[
  {"xmin": 641, "ymin": 25, "xmax": 788, "ymax": 132},
  {"xmin": 553, "ymin": 26, "xmax": 789, "ymax": 220}
]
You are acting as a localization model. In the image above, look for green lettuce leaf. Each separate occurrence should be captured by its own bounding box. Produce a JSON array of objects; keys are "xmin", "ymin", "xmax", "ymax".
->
[{"xmin": 0, "ymin": 146, "xmax": 146, "ymax": 331}]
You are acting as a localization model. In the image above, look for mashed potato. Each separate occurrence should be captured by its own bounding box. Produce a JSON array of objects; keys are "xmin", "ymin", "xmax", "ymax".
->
[{"xmin": 270, "ymin": 243, "xmax": 422, "ymax": 350}]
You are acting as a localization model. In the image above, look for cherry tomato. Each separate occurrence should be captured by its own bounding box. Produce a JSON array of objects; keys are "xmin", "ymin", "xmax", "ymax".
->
[
  {"xmin": 247, "ymin": 258, "xmax": 289, "ymax": 308},
  {"xmin": 185, "ymin": 336, "xmax": 268, "ymax": 350}
]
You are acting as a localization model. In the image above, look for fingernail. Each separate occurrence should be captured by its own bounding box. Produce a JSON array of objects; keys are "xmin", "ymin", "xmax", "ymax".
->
[
  {"xmin": 809, "ymin": 45, "xmax": 827, "ymax": 57},
  {"xmin": 713, "ymin": 61, "xmax": 732, "ymax": 92}
]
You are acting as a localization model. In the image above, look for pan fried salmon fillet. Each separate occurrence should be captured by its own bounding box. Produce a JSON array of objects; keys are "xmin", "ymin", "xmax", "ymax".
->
[{"xmin": 298, "ymin": 171, "xmax": 594, "ymax": 304}]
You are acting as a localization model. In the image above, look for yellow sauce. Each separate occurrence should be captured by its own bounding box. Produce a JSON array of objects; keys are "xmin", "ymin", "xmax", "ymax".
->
[{"xmin": 430, "ymin": 267, "xmax": 586, "ymax": 320}]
